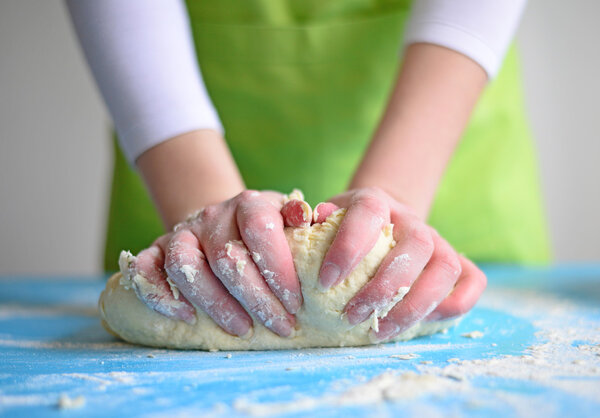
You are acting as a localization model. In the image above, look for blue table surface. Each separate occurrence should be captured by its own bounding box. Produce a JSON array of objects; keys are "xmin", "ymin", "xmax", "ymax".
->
[{"xmin": 0, "ymin": 264, "xmax": 599, "ymax": 417}]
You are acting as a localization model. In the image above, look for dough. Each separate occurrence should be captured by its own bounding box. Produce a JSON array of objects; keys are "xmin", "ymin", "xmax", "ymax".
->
[{"xmin": 99, "ymin": 210, "xmax": 457, "ymax": 350}]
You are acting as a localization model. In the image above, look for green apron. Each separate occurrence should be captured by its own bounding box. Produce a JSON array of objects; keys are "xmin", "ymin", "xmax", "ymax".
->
[{"xmin": 104, "ymin": 0, "xmax": 550, "ymax": 271}]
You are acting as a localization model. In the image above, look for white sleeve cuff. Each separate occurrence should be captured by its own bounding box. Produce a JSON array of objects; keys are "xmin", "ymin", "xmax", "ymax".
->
[
  {"xmin": 405, "ymin": 21, "xmax": 500, "ymax": 78},
  {"xmin": 117, "ymin": 77, "xmax": 224, "ymax": 164},
  {"xmin": 404, "ymin": 0, "xmax": 527, "ymax": 79},
  {"xmin": 67, "ymin": 0, "xmax": 223, "ymax": 165}
]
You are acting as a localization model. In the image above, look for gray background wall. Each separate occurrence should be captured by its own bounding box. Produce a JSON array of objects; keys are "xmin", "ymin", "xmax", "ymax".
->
[{"xmin": 0, "ymin": 1, "xmax": 598, "ymax": 275}]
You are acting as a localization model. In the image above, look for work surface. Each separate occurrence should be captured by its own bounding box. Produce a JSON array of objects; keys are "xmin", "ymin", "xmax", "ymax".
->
[{"xmin": 1, "ymin": 265, "xmax": 599, "ymax": 417}]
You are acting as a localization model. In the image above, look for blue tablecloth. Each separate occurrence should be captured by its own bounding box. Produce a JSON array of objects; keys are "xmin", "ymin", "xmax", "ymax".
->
[{"xmin": 1, "ymin": 264, "xmax": 599, "ymax": 417}]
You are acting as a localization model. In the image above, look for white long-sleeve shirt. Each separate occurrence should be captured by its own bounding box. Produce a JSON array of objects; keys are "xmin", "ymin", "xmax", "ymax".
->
[{"xmin": 66, "ymin": 0, "xmax": 526, "ymax": 164}]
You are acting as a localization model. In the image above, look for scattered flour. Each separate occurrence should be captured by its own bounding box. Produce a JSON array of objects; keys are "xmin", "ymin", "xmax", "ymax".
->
[
  {"xmin": 461, "ymin": 331, "xmax": 484, "ymax": 339},
  {"xmin": 57, "ymin": 394, "xmax": 86, "ymax": 410},
  {"xmin": 233, "ymin": 372, "xmax": 467, "ymax": 416},
  {"xmin": 230, "ymin": 289, "xmax": 600, "ymax": 415},
  {"xmin": 389, "ymin": 353, "xmax": 420, "ymax": 360},
  {"xmin": 235, "ymin": 260, "xmax": 246, "ymax": 275}
]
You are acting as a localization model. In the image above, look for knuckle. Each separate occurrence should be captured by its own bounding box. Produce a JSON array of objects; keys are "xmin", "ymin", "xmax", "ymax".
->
[
  {"xmin": 359, "ymin": 186, "xmax": 387, "ymax": 200},
  {"xmin": 245, "ymin": 213, "xmax": 273, "ymax": 232},
  {"xmin": 238, "ymin": 189, "xmax": 259, "ymax": 203},
  {"xmin": 355, "ymin": 191, "xmax": 387, "ymax": 216},
  {"xmin": 152, "ymin": 234, "xmax": 170, "ymax": 249},
  {"xmin": 248, "ymin": 298, "xmax": 271, "ymax": 317},
  {"xmin": 201, "ymin": 204, "xmax": 220, "ymax": 222},
  {"xmin": 434, "ymin": 250, "xmax": 462, "ymax": 278},
  {"xmin": 407, "ymin": 222, "xmax": 434, "ymax": 255}
]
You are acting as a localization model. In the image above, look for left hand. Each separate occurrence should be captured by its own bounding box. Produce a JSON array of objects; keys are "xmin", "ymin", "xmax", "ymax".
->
[{"xmin": 320, "ymin": 187, "xmax": 487, "ymax": 342}]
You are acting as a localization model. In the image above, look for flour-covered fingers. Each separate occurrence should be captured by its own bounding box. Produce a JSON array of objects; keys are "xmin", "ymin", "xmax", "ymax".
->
[
  {"xmin": 425, "ymin": 255, "xmax": 487, "ymax": 322},
  {"xmin": 164, "ymin": 229, "xmax": 253, "ymax": 337},
  {"xmin": 369, "ymin": 233, "xmax": 461, "ymax": 342},
  {"xmin": 197, "ymin": 205, "xmax": 296, "ymax": 337},
  {"xmin": 238, "ymin": 195, "xmax": 302, "ymax": 314},
  {"xmin": 319, "ymin": 188, "xmax": 390, "ymax": 289},
  {"xmin": 343, "ymin": 217, "xmax": 434, "ymax": 325},
  {"xmin": 119, "ymin": 240, "xmax": 196, "ymax": 324}
]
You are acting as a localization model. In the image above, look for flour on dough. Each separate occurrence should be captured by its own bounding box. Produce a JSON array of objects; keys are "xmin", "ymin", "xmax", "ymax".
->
[{"xmin": 99, "ymin": 209, "xmax": 457, "ymax": 350}]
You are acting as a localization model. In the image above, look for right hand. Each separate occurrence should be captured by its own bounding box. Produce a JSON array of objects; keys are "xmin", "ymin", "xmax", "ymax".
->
[{"xmin": 121, "ymin": 190, "xmax": 306, "ymax": 338}]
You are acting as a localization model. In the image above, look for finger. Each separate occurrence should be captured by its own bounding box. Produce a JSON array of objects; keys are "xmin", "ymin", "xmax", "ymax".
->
[
  {"xmin": 198, "ymin": 202, "xmax": 296, "ymax": 337},
  {"xmin": 238, "ymin": 197, "xmax": 302, "ymax": 314},
  {"xmin": 425, "ymin": 256, "xmax": 487, "ymax": 321},
  {"xmin": 319, "ymin": 188, "xmax": 390, "ymax": 289},
  {"xmin": 369, "ymin": 233, "xmax": 461, "ymax": 342},
  {"xmin": 313, "ymin": 202, "xmax": 339, "ymax": 224},
  {"xmin": 281, "ymin": 199, "xmax": 312, "ymax": 227},
  {"xmin": 343, "ymin": 216, "xmax": 434, "ymax": 325},
  {"xmin": 119, "ymin": 241, "xmax": 196, "ymax": 325},
  {"xmin": 164, "ymin": 229, "xmax": 253, "ymax": 337}
]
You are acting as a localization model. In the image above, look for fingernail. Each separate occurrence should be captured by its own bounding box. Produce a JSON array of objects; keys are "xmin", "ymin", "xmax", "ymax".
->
[
  {"xmin": 286, "ymin": 327, "xmax": 297, "ymax": 339},
  {"xmin": 320, "ymin": 263, "xmax": 341, "ymax": 288},
  {"xmin": 272, "ymin": 318, "xmax": 295, "ymax": 338},
  {"xmin": 339, "ymin": 312, "xmax": 356, "ymax": 330},
  {"xmin": 239, "ymin": 326, "xmax": 254, "ymax": 340},
  {"xmin": 369, "ymin": 321, "xmax": 403, "ymax": 343},
  {"xmin": 344, "ymin": 310, "xmax": 360, "ymax": 326},
  {"xmin": 286, "ymin": 295, "xmax": 302, "ymax": 315},
  {"xmin": 425, "ymin": 311, "xmax": 442, "ymax": 321},
  {"xmin": 182, "ymin": 311, "xmax": 197, "ymax": 325},
  {"xmin": 368, "ymin": 326, "xmax": 394, "ymax": 344}
]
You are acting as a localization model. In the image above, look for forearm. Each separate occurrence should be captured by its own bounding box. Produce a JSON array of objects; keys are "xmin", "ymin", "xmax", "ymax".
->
[
  {"xmin": 137, "ymin": 129, "xmax": 245, "ymax": 229},
  {"xmin": 350, "ymin": 43, "xmax": 487, "ymax": 219}
]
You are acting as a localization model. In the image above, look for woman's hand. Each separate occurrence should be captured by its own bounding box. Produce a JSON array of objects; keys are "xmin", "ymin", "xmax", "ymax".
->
[
  {"xmin": 121, "ymin": 190, "xmax": 304, "ymax": 338},
  {"xmin": 321, "ymin": 187, "xmax": 487, "ymax": 342}
]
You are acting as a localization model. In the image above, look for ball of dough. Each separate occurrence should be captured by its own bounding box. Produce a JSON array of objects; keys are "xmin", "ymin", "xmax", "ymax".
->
[{"xmin": 99, "ymin": 210, "xmax": 456, "ymax": 350}]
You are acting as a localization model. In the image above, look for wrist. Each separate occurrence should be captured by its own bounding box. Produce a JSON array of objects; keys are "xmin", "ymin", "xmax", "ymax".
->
[
  {"xmin": 137, "ymin": 129, "xmax": 245, "ymax": 229},
  {"xmin": 349, "ymin": 43, "xmax": 486, "ymax": 222}
]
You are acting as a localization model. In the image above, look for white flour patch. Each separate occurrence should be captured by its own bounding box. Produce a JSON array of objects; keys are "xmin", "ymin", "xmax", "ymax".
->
[
  {"xmin": 63, "ymin": 373, "xmax": 112, "ymax": 386},
  {"xmin": 461, "ymin": 331, "xmax": 484, "ymax": 339},
  {"xmin": 180, "ymin": 265, "xmax": 198, "ymax": 283},
  {"xmin": 236, "ymin": 260, "xmax": 247, "ymax": 275},
  {"xmin": 389, "ymin": 353, "xmax": 420, "ymax": 360},
  {"xmin": 385, "ymin": 254, "xmax": 411, "ymax": 275},
  {"xmin": 369, "ymin": 287, "xmax": 410, "ymax": 332},
  {"xmin": 57, "ymin": 394, "xmax": 86, "ymax": 410},
  {"xmin": 108, "ymin": 372, "xmax": 136, "ymax": 384},
  {"xmin": 165, "ymin": 278, "xmax": 180, "ymax": 300},
  {"xmin": 225, "ymin": 242, "xmax": 234, "ymax": 258}
]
